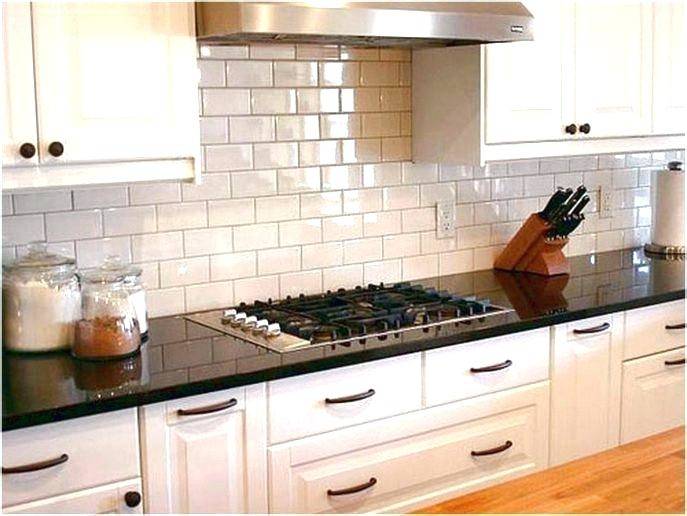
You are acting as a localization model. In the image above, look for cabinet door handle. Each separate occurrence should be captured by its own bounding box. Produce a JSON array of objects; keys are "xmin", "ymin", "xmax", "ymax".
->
[
  {"xmin": 19, "ymin": 142, "xmax": 36, "ymax": 159},
  {"xmin": 664, "ymin": 358, "xmax": 685, "ymax": 366},
  {"xmin": 327, "ymin": 477, "xmax": 377, "ymax": 496},
  {"xmin": 471, "ymin": 440, "xmax": 513, "ymax": 457},
  {"xmin": 177, "ymin": 398, "xmax": 237, "ymax": 416},
  {"xmin": 325, "ymin": 388, "xmax": 376, "ymax": 404},
  {"xmin": 470, "ymin": 359, "xmax": 513, "ymax": 373},
  {"xmin": 573, "ymin": 322, "xmax": 610, "ymax": 335},
  {"xmin": 665, "ymin": 323, "xmax": 685, "ymax": 330},
  {"xmin": 2, "ymin": 453, "xmax": 69, "ymax": 474},
  {"xmin": 564, "ymin": 123, "xmax": 577, "ymax": 135},
  {"xmin": 579, "ymin": 123, "xmax": 591, "ymax": 134},
  {"xmin": 48, "ymin": 141, "xmax": 64, "ymax": 157},
  {"xmin": 124, "ymin": 491, "xmax": 142, "ymax": 508}
]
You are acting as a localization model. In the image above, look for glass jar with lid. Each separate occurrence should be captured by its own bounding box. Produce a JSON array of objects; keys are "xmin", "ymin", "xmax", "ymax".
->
[
  {"xmin": 73, "ymin": 261, "xmax": 141, "ymax": 360},
  {"xmin": 2, "ymin": 243, "xmax": 81, "ymax": 353}
]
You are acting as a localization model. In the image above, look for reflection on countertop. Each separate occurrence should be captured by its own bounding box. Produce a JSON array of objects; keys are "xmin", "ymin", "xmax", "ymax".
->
[{"xmin": 3, "ymin": 247, "xmax": 684, "ymax": 431}]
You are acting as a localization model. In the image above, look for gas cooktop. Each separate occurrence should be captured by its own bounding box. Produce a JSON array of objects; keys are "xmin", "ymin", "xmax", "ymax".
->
[{"xmin": 185, "ymin": 282, "xmax": 512, "ymax": 353}]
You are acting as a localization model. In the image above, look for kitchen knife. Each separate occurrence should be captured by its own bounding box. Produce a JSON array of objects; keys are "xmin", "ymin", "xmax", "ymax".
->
[
  {"xmin": 550, "ymin": 185, "xmax": 587, "ymax": 224},
  {"xmin": 539, "ymin": 188, "xmax": 568, "ymax": 222},
  {"xmin": 546, "ymin": 187, "xmax": 574, "ymax": 223},
  {"xmin": 569, "ymin": 195, "xmax": 590, "ymax": 217}
]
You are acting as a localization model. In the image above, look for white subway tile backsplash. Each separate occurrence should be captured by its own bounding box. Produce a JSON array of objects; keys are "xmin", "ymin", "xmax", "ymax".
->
[
  {"xmin": 14, "ymin": 191, "xmax": 71, "ymax": 214},
  {"xmin": 211, "ymin": 251, "xmax": 256, "ymax": 280},
  {"xmin": 74, "ymin": 186, "xmax": 129, "ymax": 210},
  {"xmin": 205, "ymin": 144, "xmax": 253, "ymax": 171},
  {"xmin": 4, "ymin": 46, "xmax": 663, "ymax": 318},
  {"xmin": 322, "ymin": 215, "xmax": 362, "ymax": 241},
  {"xmin": 46, "ymin": 210, "xmax": 101, "ymax": 241},
  {"xmin": 157, "ymin": 202, "xmax": 207, "ymax": 231},
  {"xmin": 129, "ymin": 182, "xmax": 181, "ymax": 205},
  {"xmin": 184, "ymin": 227, "xmax": 233, "ymax": 257},
  {"xmin": 280, "ymin": 218, "xmax": 322, "ymax": 246},
  {"xmin": 256, "ymin": 195, "xmax": 299, "ymax": 222},
  {"xmin": 274, "ymin": 62, "xmax": 318, "ymax": 87},
  {"xmin": 234, "ymin": 223, "xmax": 279, "ymax": 251},
  {"xmin": 202, "ymin": 89, "xmax": 251, "ymax": 115},
  {"xmin": 229, "ymin": 116, "xmax": 275, "ymax": 143},
  {"xmin": 208, "ymin": 198, "xmax": 254, "ymax": 227},
  {"xmin": 160, "ymin": 257, "xmax": 210, "ymax": 287},
  {"xmin": 104, "ymin": 206, "xmax": 156, "ymax": 236},
  {"xmin": 231, "ymin": 170, "xmax": 278, "ymax": 198},
  {"xmin": 252, "ymin": 89, "xmax": 297, "ymax": 114},
  {"xmin": 132, "ymin": 231, "xmax": 184, "ymax": 262}
]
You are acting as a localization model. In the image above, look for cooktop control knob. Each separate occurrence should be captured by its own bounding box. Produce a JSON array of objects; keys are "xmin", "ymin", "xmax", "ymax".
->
[
  {"xmin": 230, "ymin": 312, "xmax": 247, "ymax": 327},
  {"xmin": 221, "ymin": 309, "xmax": 237, "ymax": 324},
  {"xmin": 241, "ymin": 316, "xmax": 258, "ymax": 329},
  {"xmin": 252, "ymin": 319, "xmax": 269, "ymax": 334},
  {"xmin": 266, "ymin": 323, "xmax": 281, "ymax": 337}
]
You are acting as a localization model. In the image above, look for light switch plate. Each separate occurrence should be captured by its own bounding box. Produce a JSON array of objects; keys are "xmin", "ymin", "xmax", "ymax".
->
[
  {"xmin": 599, "ymin": 186, "xmax": 613, "ymax": 219},
  {"xmin": 436, "ymin": 200, "xmax": 456, "ymax": 239}
]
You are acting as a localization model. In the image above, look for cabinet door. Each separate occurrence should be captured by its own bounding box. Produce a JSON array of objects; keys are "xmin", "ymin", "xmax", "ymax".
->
[
  {"xmin": 652, "ymin": 1, "xmax": 685, "ymax": 135},
  {"xmin": 4, "ymin": 479, "xmax": 143, "ymax": 514},
  {"xmin": 621, "ymin": 348, "xmax": 685, "ymax": 444},
  {"xmin": 2, "ymin": 2, "xmax": 38, "ymax": 167},
  {"xmin": 550, "ymin": 315, "xmax": 623, "ymax": 466},
  {"xmin": 31, "ymin": 2, "xmax": 199, "ymax": 164},
  {"xmin": 574, "ymin": 1, "xmax": 652, "ymax": 137},
  {"xmin": 485, "ymin": 0, "xmax": 568, "ymax": 143},
  {"xmin": 140, "ymin": 385, "xmax": 268, "ymax": 514}
]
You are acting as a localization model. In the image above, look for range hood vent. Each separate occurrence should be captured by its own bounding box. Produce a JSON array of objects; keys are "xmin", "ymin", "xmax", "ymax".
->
[{"xmin": 196, "ymin": 2, "xmax": 534, "ymax": 48}]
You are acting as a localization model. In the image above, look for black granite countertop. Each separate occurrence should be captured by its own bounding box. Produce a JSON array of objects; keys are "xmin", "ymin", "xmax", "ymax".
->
[{"xmin": 3, "ymin": 248, "xmax": 684, "ymax": 431}]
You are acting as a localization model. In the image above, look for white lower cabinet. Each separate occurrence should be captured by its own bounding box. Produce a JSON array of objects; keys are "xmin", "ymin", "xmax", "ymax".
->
[
  {"xmin": 621, "ymin": 347, "xmax": 685, "ymax": 444},
  {"xmin": 268, "ymin": 382, "xmax": 550, "ymax": 514},
  {"xmin": 550, "ymin": 314, "xmax": 624, "ymax": 466},
  {"xmin": 139, "ymin": 385, "xmax": 268, "ymax": 514},
  {"xmin": 4, "ymin": 479, "xmax": 143, "ymax": 514}
]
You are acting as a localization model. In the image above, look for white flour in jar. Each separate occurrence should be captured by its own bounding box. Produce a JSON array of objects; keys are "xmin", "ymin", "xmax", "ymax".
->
[{"xmin": 2, "ymin": 279, "xmax": 82, "ymax": 352}]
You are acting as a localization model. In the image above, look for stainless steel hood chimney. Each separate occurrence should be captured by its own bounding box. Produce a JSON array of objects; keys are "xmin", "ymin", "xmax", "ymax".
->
[{"xmin": 196, "ymin": 2, "xmax": 534, "ymax": 47}]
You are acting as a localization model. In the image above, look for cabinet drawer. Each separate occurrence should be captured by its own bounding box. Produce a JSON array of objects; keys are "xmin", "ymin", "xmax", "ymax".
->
[
  {"xmin": 268, "ymin": 355, "xmax": 422, "ymax": 443},
  {"xmin": 624, "ymin": 300, "xmax": 685, "ymax": 359},
  {"xmin": 269, "ymin": 382, "xmax": 549, "ymax": 514},
  {"xmin": 621, "ymin": 348, "xmax": 685, "ymax": 444},
  {"xmin": 425, "ymin": 328, "xmax": 550, "ymax": 407},
  {"xmin": 3, "ymin": 479, "xmax": 142, "ymax": 514},
  {"xmin": 2, "ymin": 409, "xmax": 140, "ymax": 507}
]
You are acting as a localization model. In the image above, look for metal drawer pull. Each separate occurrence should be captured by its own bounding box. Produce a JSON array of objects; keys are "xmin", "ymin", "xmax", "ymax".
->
[
  {"xmin": 470, "ymin": 360, "xmax": 513, "ymax": 373},
  {"xmin": 664, "ymin": 358, "xmax": 685, "ymax": 366},
  {"xmin": 177, "ymin": 398, "xmax": 238, "ymax": 416},
  {"xmin": 665, "ymin": 323, "xmax": 685, "ymax": 330},
  {"xmin": 327, "ymin": 477, "xmax": 377, "ymax": 496},
  {"xmin": 471, "ymin": 440, "xmax": 513, "ymax": 457},
  {"xmin": 2, "ymin": 453, "xmax": 69, "ymax": 474},
  {"xmin": 325, "ymin": 388, "xmax": 376, "ymax": 404},
  {"xmin": 573, "ymin": 322, "xmax": 610, "ymax": 334}
]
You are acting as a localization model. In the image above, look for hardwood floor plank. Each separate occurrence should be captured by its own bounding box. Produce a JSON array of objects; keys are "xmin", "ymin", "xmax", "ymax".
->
[{"xmin": 416, "ymin": 426, "xmax": 685, "ymax": 514}]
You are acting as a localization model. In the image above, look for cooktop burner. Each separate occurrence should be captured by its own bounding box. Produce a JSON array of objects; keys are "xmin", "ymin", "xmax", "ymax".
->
[{"xmin": 185, "ymin": 282, "xmax": 513, "ymax": 353}]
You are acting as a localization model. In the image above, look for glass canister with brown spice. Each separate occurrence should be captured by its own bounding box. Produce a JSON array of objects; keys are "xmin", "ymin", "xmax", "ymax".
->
[{"xmin": 73, "ymin": 264, "xmax": 141, "ymax": 360}]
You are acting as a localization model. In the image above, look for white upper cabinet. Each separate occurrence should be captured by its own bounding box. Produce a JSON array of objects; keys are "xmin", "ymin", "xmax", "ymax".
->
[
  {"xmin": 573, "ymin": 1, "xmax": 652, "ymax": 138},
  {"xmin": 485, "ymin": 0, "xmax": 567, "ymax": 144},
  {"xmin": 652, "ymin": 0, "xmax": 685, "ymax": 135},
  {"xmin": 2, "ymin": 3, "xmax": 38, "ymax": 167},
  {"xmin": 2, "ymin": 2, "xmax": 200, "ymax": 191},
  {"xmin": 415, "ymin": 0, "xmax": 683, "ymax": 164}
]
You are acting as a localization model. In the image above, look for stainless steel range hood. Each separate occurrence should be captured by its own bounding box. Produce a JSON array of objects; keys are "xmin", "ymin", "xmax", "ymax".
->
[{"xmin": 196, "ymin": 2, "xmax": 534, "ymax": 47}]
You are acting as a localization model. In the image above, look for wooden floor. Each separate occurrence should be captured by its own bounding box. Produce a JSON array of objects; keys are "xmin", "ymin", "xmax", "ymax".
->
[{"xmin": 417, "ymin": 427, "xmax": 685, "ymax": 514}]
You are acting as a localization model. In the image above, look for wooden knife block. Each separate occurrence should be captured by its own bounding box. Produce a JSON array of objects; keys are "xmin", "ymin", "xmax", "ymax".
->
[{"xmin": 493, "ymin": 213, "xmax": 570, "ymax": 276}]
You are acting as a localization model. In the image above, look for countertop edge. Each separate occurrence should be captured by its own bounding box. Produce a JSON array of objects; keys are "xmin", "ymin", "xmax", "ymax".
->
[{"xmin": 3, "ymin": 288, "xmax": 684, "ymax": 432}]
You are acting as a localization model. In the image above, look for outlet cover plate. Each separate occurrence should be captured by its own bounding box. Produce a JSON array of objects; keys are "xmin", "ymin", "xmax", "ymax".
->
[{"xmin": 436, "ymin": 200, "xmax": 456, "ymax": 239}]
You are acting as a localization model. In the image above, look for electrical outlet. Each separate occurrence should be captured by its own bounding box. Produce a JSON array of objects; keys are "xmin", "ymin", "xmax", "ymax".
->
[
  {"xmin": 436, "ymin": 201, "xmax": 456, "ymax": 239},
  {"xmin": 599, "ymin": 186, "xmax": 613, "ymax": 219}
]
